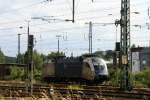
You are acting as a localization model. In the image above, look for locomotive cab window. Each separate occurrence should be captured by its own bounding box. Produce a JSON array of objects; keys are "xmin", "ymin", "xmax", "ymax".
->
[
  {"xmin": 92, "ymin": 58, "xmax": 100, "ymax": 72},
  {"xmin": 99, "ymin": 64, "xmax": 104, "ymax": 70},
  {"xmin": 92, "ymin": 58, "xmax": 104, "ymax": 70}
]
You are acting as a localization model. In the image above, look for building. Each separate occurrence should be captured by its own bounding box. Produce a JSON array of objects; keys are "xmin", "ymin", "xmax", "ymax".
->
[{"xmin": 131, "ymin": 47, "xmax": 150, "ymax": 73}]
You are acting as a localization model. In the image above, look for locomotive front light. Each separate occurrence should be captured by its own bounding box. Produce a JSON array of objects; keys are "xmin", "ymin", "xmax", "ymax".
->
[{"xmin": 50, "ymin": 87, "xmax": 54, "ymax": 94}]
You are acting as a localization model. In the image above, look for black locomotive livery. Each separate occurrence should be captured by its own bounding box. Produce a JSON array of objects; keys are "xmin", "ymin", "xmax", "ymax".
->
[{"xmin": 42, "ymin": 55, "xmax": 108, "ymax": 83}]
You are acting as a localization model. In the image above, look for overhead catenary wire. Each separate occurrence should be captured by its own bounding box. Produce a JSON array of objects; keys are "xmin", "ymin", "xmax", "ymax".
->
[
  {"xmin": 0, "ymin": 0, "xmax": 146, "ymax": 20},
  {"xmin": 0, "ymin": 0, "xmax": 147, "ymax": 27},
  {"xmin": 0, "ymin": 21, "xmax": 149, "ymax": 38},
  {"xmin": 0, "ymin": 0, "xmax": 53, "ymax": 16},
  {"xmin": 0, "ymin": 0, "xmax": 149, "ymax": 57}
]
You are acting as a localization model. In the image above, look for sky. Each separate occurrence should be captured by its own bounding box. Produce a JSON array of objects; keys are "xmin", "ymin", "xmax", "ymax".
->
[{"xmin": 0, "ymin": 0, "xmax": 150, "ymax": 57}]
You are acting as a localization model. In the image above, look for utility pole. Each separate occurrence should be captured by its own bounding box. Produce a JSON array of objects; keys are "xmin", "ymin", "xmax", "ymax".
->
[
  {"xmin": 147, "ymin": 4, "xmax": 150, "ymax": 47},
  {"xmin": 26, "ymin": 21, "xmax": 34, "ymax": 95},
  {"xmin": 58, "ymin": 37, "xmax": 60, "ymax": 54},
  {"xmin": 17, "ymin": 26, "xmax": 23, "ymax": 64},
  {"xmin": 18, "ymin": 34, "xmax": 21, "ymax": 64},
  {"xmin": 56, "ymin": 35, "xmax": 61, "ymax": 54},
  {"xmin": 28, "ymin": 35, "xmax": 34, "ymax": 95},
  {"xmin": 146, "ymin": 23, "xmax": 150, "ymax": 47},
  {"xmin": 85, "ymin": 21, "xmax": 93, "ymax": 54},
  {"xmin": 89, "ymin": 21, "xmax": 92, "ymax": 54},
  {"xmin": 27, "ymin": 21, "xmax": 30, "ymax": 47},
  {"xmin": 148, "ymin": 1, "xmax": 150, "ymax": 47},
  {"xmin": 26, "ymin": 20, "xmax": 31, "ymax": 94},
  {"xmin": 72, "ymin": 0, "xmax": 75, "ymax": 23},
  {"xmin": 120, "ymin": 0, "xmax": 132, "ymax": 91},
  {"xmin": 85, "ymin": 22, "xmax": 115, "ymax": 54}
]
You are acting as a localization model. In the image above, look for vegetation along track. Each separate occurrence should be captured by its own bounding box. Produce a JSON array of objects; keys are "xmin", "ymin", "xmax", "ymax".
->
[{"xmin": 0, "ymin": 81, "xmax": 150, "ymax": 100}]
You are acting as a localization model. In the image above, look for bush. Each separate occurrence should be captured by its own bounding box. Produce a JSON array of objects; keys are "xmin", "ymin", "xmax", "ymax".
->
[
  {"xmin": 9, "ymin": 66, "xmax": 24, "ymax": 80},
  {"xmin": 134, "ymin": 68, "xmax": 150, "ymax": 88}
]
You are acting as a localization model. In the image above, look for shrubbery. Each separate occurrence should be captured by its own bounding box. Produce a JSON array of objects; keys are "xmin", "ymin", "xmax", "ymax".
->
[
  {"xmin": 134, "ymin": 68, "xmax": 150, "ymax": 88},
  {"xmin": 108, "ymin": 67, "xmax": 150, "ymax": 88},
  {"xmin": 9, "ymin": 66, "xmax": 25, "ymax": 80}
]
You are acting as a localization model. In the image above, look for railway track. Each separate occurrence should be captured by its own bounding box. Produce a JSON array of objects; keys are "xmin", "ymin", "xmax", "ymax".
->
[{"xmin": 0, "ymin": 81, "xmax": 149, "ymax": 100}]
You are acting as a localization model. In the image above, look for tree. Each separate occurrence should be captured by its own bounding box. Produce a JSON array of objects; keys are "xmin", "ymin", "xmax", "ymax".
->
[
  {"xmin": 9, "ymin": 66, "xmax": 24, "ymax": 80},
  {"xmin": 16, "ymin": 50, "xmax": 45, "ymax": 80},
  {"xmin": 94, "ymin": 50, "xmax": 114, "ymax": 60},
  {"xmin": 93, "ymin": 51, "xmax": 105, "ymax": 58},
  {"xmin": 105, "ymin": 50, "xmax": 114, "ymax": 60},
  {"xmin": 0, "ymin": 49, "xmax": 5, "ymax": 63},
  {"xmin": 32, "ymin": 50, "xmax": 45, "ymax": 80},
  {"xmin": 15, "ymin": 52, "xmax": 27, "ymax": 64},
  {"xmin": 131, "ymin": 44, "xmax": 136, "ymax": 48},
  {"xmin": 33, "ymin": 50, "xmax": 43, "ymax": 70},
  {"xmin": 47, "ymin": 52, "xmax": 65, "ymax": 59}
]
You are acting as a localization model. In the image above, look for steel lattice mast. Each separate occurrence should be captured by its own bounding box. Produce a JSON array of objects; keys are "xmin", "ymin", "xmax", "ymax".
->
[{"xmin": 120, "ymin": 0, "xmax": 132, "ymax": 90}]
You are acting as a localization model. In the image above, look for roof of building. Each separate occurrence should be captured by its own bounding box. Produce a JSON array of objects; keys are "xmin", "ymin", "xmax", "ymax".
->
[{"xmin": 131, "ymin": 47, "xmax": 150, "ymax": 53}]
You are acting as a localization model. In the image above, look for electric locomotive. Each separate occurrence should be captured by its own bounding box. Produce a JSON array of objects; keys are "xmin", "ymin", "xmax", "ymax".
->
[{"xmin": 42, "ymin": 55, "xmax": 108, "ymax": 83}]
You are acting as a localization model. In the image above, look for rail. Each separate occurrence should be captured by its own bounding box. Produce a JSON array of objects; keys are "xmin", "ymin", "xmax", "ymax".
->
[{"xmin": 0, "ymin": 81, "xmax": 149, "ymax": 100}]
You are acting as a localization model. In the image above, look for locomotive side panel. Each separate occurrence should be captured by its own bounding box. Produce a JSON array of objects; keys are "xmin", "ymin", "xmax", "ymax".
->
[
  {"xmin": 82, "ymin": 62, "xmax": 95, "ymax": 80},
  {"xmin": 42, "ymin": 63, "xmax": 55, "ymax": 78},
  {"xmin": 55, "ymin": 61, "xmax": 83, "ymax": 78}
]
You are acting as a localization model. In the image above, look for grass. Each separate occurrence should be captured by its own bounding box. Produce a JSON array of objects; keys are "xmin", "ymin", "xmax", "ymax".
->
[
  {"xmin": 0, "ymin": 95, "xmax": 4, "ymax": 100},
  {"xmin": 67, "ymin": 84, "xmax": 83, "ymax": 90}
]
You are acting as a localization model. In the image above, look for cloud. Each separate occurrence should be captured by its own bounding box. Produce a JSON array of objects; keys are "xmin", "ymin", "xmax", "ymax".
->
[{"xmin": 0, "ymin": 0, "xmax": 149, "ymax": 56}]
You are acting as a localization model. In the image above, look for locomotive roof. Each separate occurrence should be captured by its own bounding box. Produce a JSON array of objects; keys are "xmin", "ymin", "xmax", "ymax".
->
[
  {"xmin": 82, "ymin": 54, "xmax": 98, "ymax": 58},
  {"xmin": 56, "ymin": 56, "xmax": 83, "ymax": 63}
]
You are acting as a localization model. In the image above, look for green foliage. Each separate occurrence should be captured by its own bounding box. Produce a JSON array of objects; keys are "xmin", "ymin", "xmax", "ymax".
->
[
  {"xmin": 107, "ymin": 67, "xmax": 133, "ymax": 88},
  {"xmin": 32, "ymin": 50, "xmax": 45, "ymax": 80},
  {"xmin": 9, "ymin": 66, "xmax": 24, "ymax": 80},
  {"xmin": 131, "ymin": 44, "xmax": 136, "ymax": 48},
  {"xmin": 34, "ymin": 68, "xmax": 42, "ymax": 81},
  {"xmin": 5, "ymin": 56, "xmax": 16, "ymax": 63},
  {"xmin": 107, "ymin": 67, "xmax": 121, "ymax": 86},
  {"xmin": 0, "ymin": 95, "xmax": 4, "ymax": 100},
  {"xmin": 134, "ymin": 68, "xmax": 150, "ymax": 88},
  {"xmin": 67, "ymin": 85, "xmax": 83, "ymax": 90},
  {"xmin": 0, "ymin": 49, "xmax": 5, "ymax": 63},
  {"xmin": 47, "ymin": 52, "xmax": 65, "ymax": 59},
  {"xmin": 31, "ymin": 51, "xmax": 64, "ymax": 80},
  {"xmin": 94, "ymin": 50, "xmax": 114, "ymax": 60},
  {"xmin": 16, "ymin": 50, "xmax": 45, "ymax": 80},
  {"xmin": 33, "ymin": 50, "xmax": 43, "ymax": 70},
  {"xmin": 16, "ymin": 52, "xmax": 27, "ymax": 64}
]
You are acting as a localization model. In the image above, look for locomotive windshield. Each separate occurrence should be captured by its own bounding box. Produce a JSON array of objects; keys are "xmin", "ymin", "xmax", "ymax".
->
[{"xmin": 92, "ymin": 58, "xmax": 105, "ymax": 74}]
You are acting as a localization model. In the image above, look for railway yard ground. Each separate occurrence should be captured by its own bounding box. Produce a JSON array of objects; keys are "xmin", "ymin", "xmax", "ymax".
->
[{"xmin": 0, "ymin": 81, "xmax": 149, "ymax": 100}]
